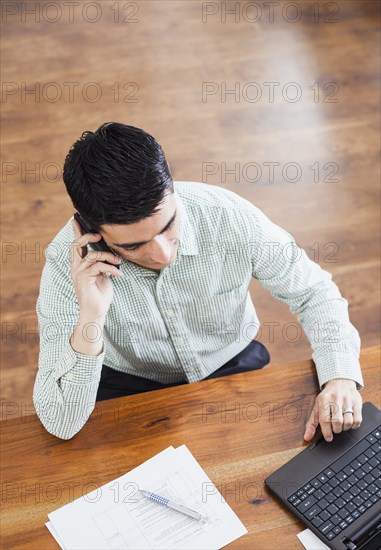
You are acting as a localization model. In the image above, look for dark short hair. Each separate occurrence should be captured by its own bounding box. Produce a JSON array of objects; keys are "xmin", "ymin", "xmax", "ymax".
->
[{"xmin": 63, "ymin": 122, "xmax": 173, "ymax": 231}]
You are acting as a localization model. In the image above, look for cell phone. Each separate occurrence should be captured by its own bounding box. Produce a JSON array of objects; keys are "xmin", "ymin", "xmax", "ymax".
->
[{"xmin": 73, "ymin": 212, "xmax": 120, "ymax": 269}]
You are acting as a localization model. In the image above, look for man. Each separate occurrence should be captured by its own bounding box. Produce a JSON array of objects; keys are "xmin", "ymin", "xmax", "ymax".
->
[{"xmin": 33, "ymin": 122, "xmax": 363, "ymax": 440}]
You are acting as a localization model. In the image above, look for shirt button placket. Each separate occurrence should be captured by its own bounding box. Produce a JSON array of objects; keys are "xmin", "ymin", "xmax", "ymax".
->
[{"xmin": 156, "ymin": 276, "xmax": 200, "ymax": 381}]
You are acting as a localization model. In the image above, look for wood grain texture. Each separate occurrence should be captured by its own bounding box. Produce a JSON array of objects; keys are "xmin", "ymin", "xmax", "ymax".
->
[
  {"xmin": 1, "ymin": 346, "xmax": 380, "ymax": 549},
  {"xmin": 1, "ymin": 1, "xmax": 380, "ymax": 417}
]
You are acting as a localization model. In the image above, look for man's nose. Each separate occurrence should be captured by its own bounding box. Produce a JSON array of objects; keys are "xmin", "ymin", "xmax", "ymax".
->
[{"xmin": 149, "ymin": 235, "xmax": 172, "ymax": 263}]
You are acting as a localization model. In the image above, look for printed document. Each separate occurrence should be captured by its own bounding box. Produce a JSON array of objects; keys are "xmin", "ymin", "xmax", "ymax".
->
[{"xmin": 46, "ymin": 445, "xmax": 247, "ymax": 549}]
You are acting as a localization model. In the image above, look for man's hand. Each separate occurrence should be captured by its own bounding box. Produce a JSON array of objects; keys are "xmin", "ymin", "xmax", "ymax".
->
[{"xmin": 304, "ymin": 379, "xmax": 363, "ymax": 443}]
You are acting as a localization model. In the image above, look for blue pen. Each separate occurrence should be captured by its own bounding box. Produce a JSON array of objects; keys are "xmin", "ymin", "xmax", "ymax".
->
[{"xmin": 139, "ymin": 490, "xmax": 208, "ymax": 522}]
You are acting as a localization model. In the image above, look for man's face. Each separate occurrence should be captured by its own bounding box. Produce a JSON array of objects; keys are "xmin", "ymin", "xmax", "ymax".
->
[{"xmin": 99, "ymin": 191, "xmax": 180, "ymax": 271}]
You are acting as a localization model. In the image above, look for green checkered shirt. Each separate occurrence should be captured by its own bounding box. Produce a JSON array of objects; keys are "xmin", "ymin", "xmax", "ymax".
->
[{"xmin": 34, "ymin": 181, "xmax": 363, "ymax": 439}]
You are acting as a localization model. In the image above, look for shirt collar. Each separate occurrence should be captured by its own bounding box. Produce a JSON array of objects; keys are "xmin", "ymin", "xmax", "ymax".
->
[{"xmin": 175, "ymin": 192, "xmax": 199, "ymax": 256}]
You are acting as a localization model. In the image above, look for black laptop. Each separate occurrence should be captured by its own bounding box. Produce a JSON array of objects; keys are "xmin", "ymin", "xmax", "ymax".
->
[{"xmin": 265, "ymin": 402, "xmax": 381, "ymax": 550}]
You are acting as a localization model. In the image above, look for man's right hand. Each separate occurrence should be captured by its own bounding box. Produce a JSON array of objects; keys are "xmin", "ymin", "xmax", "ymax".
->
[{"xmin": 70, "ymin": 218, "xmax": 124, "ymax": 321}]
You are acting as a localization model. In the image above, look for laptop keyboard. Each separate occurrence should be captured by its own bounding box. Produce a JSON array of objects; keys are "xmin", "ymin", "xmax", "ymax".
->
[{"xmin": 287, "ymin": 426, "xmax": 381, "ymax": 542}]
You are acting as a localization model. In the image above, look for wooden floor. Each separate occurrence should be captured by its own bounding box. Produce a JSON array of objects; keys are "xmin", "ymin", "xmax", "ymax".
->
[{"xmin": 1, "ymin": 0, "xmax": 380, "ymax": 418}]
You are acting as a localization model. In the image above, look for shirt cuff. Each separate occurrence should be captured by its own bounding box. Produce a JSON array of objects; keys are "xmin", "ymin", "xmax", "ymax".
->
[
  {"xmin": 314, "ymin": 352, "xmax": 364, "ymax": 391},
  {"xmin": 54, "ymin": 340, "xmax": 105, "ymax": 385}
]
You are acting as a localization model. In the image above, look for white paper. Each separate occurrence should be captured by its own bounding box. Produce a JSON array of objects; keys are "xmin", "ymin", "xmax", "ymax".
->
[
  {"xmin": 297, "ymin": 528, "xmax": 330, "ymax": 550},
  {"xmin": 46, "ymin": 521, "xmax": 66, "ymax": 548},
  {"xmin": 47, "ymin": 445, "xmax": 247, "ymax": 549}
]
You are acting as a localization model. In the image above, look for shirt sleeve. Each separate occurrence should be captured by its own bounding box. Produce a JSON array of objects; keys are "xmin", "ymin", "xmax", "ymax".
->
[
  {"xmin": 33, "ymin": 244, "xmax": 105, "ymax": 439},
  {"xmin": 245, "ymin": 205, "xmax": 364, "ymax": 391}
]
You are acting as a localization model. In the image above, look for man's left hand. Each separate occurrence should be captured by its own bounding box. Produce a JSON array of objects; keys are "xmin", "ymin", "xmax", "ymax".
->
[{"xmin": 304, "ymin": 379, "xmax": 363, "ymax": 442}]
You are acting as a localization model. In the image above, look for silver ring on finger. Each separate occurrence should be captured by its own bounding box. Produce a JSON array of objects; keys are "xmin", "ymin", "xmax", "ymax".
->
[{"xmin": 343, "ymin": 408, "xmax": 354, "ymax": 415}]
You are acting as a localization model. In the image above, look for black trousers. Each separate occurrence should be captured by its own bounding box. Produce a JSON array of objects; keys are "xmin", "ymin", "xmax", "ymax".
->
[{"xmin": 96, "ymin": 339, "xmax": 270, "ymax": 402}]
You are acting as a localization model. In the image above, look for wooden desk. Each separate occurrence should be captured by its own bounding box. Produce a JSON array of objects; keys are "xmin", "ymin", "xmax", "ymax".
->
[{"xmin": 1, "ymin": 346, "xmax": 380, "ymax": 549}]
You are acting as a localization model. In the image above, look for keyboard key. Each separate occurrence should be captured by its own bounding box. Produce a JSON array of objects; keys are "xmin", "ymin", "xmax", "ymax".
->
[
  {"xmin": 317, "ymin": 473, "xmax": 328, "ymax": 483},
  {"xmin": 319, "ymin": 498, "xmax": 330, "ymax": 510},
  {"xmin": 364, "ymin": 473, "xmax": 375, "ymax": 485},
  {"xmin": 357, "ymin": 454, "xmax": 368, "ymax": 465},
  {"xmin": 341, "ymin": 480, "xmax": 351, "ymax": 491},
  {"xmin": 352, "ymin": 510, "xmax": 360, "ymax": 519},
  {"xmin": 333, "ymin": 525, "xmax": 342, "ymax": 535},
  {"xmin": 346, "ymin": 515, "xmax": 355, "ymax": 524},
  {"xmin": 315, "ymin": 489, "xmax": 325, "ymax": 500},
  {"xmin": 335, "ymin": 497, "xmax": 346, "ymax": 509},
  {"xmin": 307, "ymin": 486, "xmax": 316, "ymax": 495},
  {"xmin": 288, "ymin": 494, "xmax": 297, "ymax": 503},
  {"xmin": 373, "ymin": 427, "xmax": 381, "ymax": 439},
  {"xmin": 339, "ymin": 520, "xmax": 348, "ymax": 530},
  {"xmin": 344, "ymin": 465, "xmax": 355, "ymax": 476},
  {"xmin": 331, "ymin": 514, "xmax": 342, "ymax": 526},
  {"xmin": 349, "ymin": 485, "xmax": 360, "ymax": 497},
  {"xmin": 357, "ymin": 479, "xmax": 368, "ymax": 490},
  {"xmin": 368, "ymin": 483, "xmax": 379, "ymax": 494},
  {"xmin": 363, "ymin": 489, "xmax": 372, "ymax": 500},
  {"xmin": 364, "ymin": 499, "xmax": 373, "ymax": 508},
  {"xmin": 369, "ymin": 456, "xmax": 380, "ymax": 468},
  {"xmin": 358, "ymin": 504, "xmax": 367, "ymax": 514},
  {"xmin": 347, "ymin": 473, "xmax": 359, "ymax": 486},
  {"xmin": 332, "ymin": 486, "xmax": 344, "ymax": 498},
  {"xmin": 321, "ymin": 482, "xmax": 333, "ymax": 494},
  {"xmin": 325, "ymin": 492, "xmax": 336, "ymax": 503},
  {"xmin": 326, "ymin": 531, "xmax": 335, "ymax": 541},
  {"xmin": 296, "ymin": 489, "xmax": 305, "ymax": 497},
  {"xmin": 329, "ymin": 477, "xmax": 340, "ymax": 488},
  {"xmin": 319, "ymin": 520, "xmax": 334, "ymax": 535},
  {"xmin": 336, "ymin": 471, "xmax": 348, "ymax": 482},
  {"xmin": 296, "ymin": 496, "xmax": 317, "ymax": 513},
  {"xmin": 338, "ymin": 508, "xmax": 349, "ymax": 519},
  {"xmin": 327, "ymin": 503, "xmax": 339, "ymax": 515},
  {"xmin": 371, "ymin": 442, "xmax": 381, "ymax": 453},
  {"xmin": 303, "ymin": 483, "xmax": 311, "ymax": 492},
  {"xmin": 341, "ymin": 491, "xmax": 353, "ymax": 503},
  {"xmin": 353, "ymin": 495, "xmax": 364, "ymax": 506},
  {"xmin": 356, "ymin": 468, "xmax": 368, "ymax": 478},
  {"xmin": 305, "ymin": 505, "xmax": 321, "ymax": 520},
  {"xmin": 311, "ymin": 478, "xmax": 322, "ymax": 489},
  {"xmin": 323, "ymin": 468, "xmax": 335, "ymax": 478},
  {"xmin": 365, "ymin": 448, "xmax": 376, "ymax": 459},
  {"xmin": 362, "ymin": 462, "xmax": 374, "ymax": 473},
  {"xmin": 318, "ymin": 510, "xmax": 330, "ymax": 522},
  {"xmin": 350, "ymin": 459, "xmax": 362, "ymax": 470},
  {"xmin": 371, "ymin": 494, "xmax": 379, "ymax": 503},
  {"xmin": 366, "ymin": 434, "xmax": 376, "ymax": 444},
  {"xmin": 312, "ymin": 516, "xmax": 323, "ymax": 528},
  {"xmin": 346, "ymin": 502, "xmax": 357, "ymax": 514}
]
